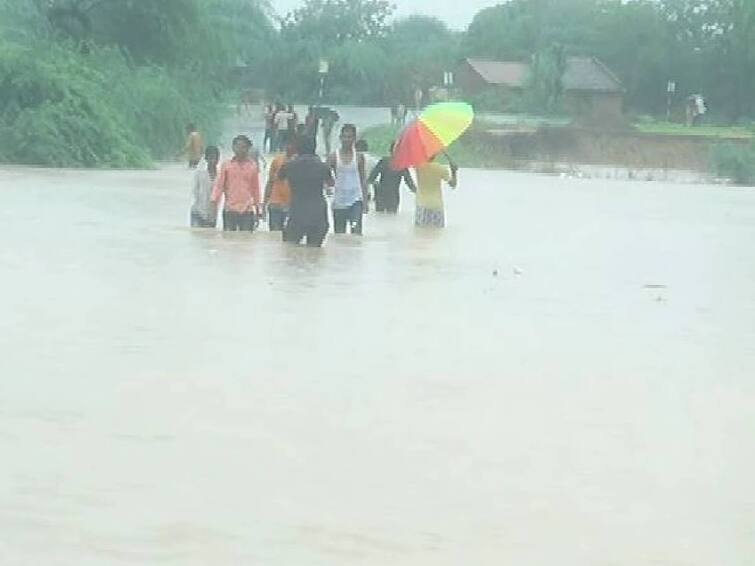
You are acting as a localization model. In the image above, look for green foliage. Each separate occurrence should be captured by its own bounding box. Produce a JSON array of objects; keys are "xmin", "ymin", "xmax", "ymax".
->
[
  {"xmin": 0, "ymin": 41, "xmax": 149, "ymax": 167},
  {"xmin": 711, "ymin": 143, "xmax": 755, "ymax": 185},
  {"xmin": 523, "ymin": 45, "xmax": 566, "ymax": 115},
  {"xmin": 462, "ymin": 0, "xmax": 755, "ymax": 120},
  {"xmin": 0, "ymin": 0, "xmax": 265, "ymax": 167},
  {"xmin": 281, "ymin": 0, "xmax": 394, "ymax": 44}
]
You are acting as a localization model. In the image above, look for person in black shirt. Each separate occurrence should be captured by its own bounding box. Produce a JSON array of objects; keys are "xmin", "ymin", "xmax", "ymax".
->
[
  {"xmin": 279, "ymin": 136, "xmax": 334, "ymax": 247},
  {"xmin": 367, "ymin": 142, "xmax": 416, "ymax": 213}
]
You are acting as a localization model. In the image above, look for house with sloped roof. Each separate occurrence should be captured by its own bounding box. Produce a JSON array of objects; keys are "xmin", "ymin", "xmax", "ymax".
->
[{"xmin": 456, "ymin": 56, "xmax": 625, "ymax": 124}]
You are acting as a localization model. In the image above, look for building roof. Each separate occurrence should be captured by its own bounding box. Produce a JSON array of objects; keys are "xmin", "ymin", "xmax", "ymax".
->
[
  {"xmin": 463, "ymin": 56, "xmax": 623, "ymax": 93},
  {"xmin": 562, "ymin": 57, "xmax": 623, "ymax": 93},
  {"xmin": 465, "ymin": 58, "xmax": 529, "ymax": 88}
]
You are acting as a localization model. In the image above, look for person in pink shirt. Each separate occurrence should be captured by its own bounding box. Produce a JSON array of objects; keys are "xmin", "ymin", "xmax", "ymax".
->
[{"xmin": 211, "ymin": 135, "xmax": 262, "ymax": 232}]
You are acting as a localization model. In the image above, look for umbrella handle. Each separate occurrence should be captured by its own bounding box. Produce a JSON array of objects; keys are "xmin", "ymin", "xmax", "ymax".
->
[{"xmin": 443, "ymin": 151, "xmax": 458, "ymax": 169}]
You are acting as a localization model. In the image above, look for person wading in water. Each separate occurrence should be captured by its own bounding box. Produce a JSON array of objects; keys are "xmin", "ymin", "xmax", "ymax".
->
[
  {"xmin": 280, "ymin": 136, "xmax": 334, "ymax": 247},
  {"xmin": 211, "ymin": 135, "xmax": 262, "ymax": 232},
  {"xmin": 328, "ymin": 124, "xmax": 368, "ymax": 235}
]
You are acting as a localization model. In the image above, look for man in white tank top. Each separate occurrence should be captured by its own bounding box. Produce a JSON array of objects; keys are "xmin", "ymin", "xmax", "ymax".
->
[{"xmin": 327, "ymin": 124, "xmax": 368, "ymax": 235}]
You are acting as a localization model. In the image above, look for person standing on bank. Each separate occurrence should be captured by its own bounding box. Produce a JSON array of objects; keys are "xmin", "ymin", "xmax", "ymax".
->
[
  {"xmin": 280, "ymin": 136, "xmax": 334, "ymax": 247},
  {"xmin": 264, "ymin": 138, "xmax": 296, "ymax": 231},
  {"xmin": 211, "ymin": 135, "xmax": 261, "ymax": 232},
  {"xmin": 182, "ymin": 123, "xmax": 204, "ymax": 168},
  {"xmin": 190, "ymin": 145, "xmax": 220, "ymax": 228},
  {"xmin": 328, "ymin": 124, "xmax": 368, "ymax": 235}
]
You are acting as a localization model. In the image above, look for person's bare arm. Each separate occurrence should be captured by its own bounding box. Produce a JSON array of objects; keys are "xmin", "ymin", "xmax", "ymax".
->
[
  {"xmin": 402, "ymin": 169, "xmax": 417, "ymax": 193},
  {"xmin": 324, "ymin": 165, "xmax": 335, "ymax": 188},
  {"xmin": 367, "ymin": 159, "xmax": 381, "ymax": 186},
  {"xmin": 358, "ymin": 153, "xmax": 369, "ymax": 208},
  {"xmin": 264, "ymin": 162, "xmax": 275, "ymax": 204},
  {"xmin": 448, "ymin": 164, "xmax": 458, "ymax": 189}
]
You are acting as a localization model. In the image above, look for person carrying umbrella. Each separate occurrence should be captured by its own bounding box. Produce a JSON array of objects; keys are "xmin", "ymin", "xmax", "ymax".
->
[
  {"xmin": 391, "ymin": 102, "xmax": 472, "ymax": 228},
  {"xmin": 414, "ymin": 155, "xmax": 458, "ymax": 228}
]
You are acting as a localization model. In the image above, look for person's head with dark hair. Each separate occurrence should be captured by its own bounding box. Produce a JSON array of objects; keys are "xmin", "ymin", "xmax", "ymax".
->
[
  {"xmin": 186, "ymin": 123, "xmax": 196, "ymax": 133},
  {"xmin": 287, "ymin": 104, "xmax": 294, "ymax": 113},
  {"xmin": 205, "ymin": 145, "xmax": 219, "ymax": 163},
  {"xmin": 232, "ymin": 135, "xmax": 252, "ymax": 160},
  {"xmin": 204, "ymin": 145, "xmax": 220, "ymax": 174},
  {"xmin": 355, "ymin": 139, "xmax": 368, "ymax": 153},
  {"xmin": 340, "ymin": 123, "xmax": 357, "ymax": 150},
  {"xmin": 285, "ymin": 136, "xmax": 299, "ymax": 157},
  {"xmin": 296, "ymin": 136, "xmax": 316, "ymax": 156}
]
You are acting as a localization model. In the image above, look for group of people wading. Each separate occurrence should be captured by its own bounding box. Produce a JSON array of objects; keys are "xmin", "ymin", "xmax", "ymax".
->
[{"xmin": 188, "ymin": 115, "xmax": 459, "ymax": 247}]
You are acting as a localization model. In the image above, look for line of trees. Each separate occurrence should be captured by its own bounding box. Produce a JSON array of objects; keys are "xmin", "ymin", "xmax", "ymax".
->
[
  {"xmin": 1, "ymin": 0, "xmax": 753, "ymax": 167},
  {"xmin": 463, "ymin": 0, "xmax": 755, "ymax": 121}
]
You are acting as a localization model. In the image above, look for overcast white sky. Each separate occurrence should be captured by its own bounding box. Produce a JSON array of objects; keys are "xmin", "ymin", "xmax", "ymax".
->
[{"xmin": 270, "ymin": 0, "xmax": 499, "ymax": 30}]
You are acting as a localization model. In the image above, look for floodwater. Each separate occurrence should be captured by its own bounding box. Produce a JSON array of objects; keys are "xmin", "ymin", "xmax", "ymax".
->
[{"xmin": 1, "ymin": 109, "xmax": 755, "ymax": 566}]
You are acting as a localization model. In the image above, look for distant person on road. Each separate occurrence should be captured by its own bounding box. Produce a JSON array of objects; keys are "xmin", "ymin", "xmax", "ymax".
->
[
  {"xmin": 263, "ymin": 104, "xmax": 274, "ymax": 153},
  {"xmin": 183, "ymin": 123, "xmax": 203, "ymax": 168},
  {"xmin": 211, "ymin": 135, "xmax": 261, "ymax": 232},
  {"xmin": 305, "ymin": 106, "xmax": 320, "ymax": 150},
  {"xmin": 190, "ymin": 146, "xmax": 220, "ymax": 228},
  {"xmin": 264, "ymin": 138, "xmax": 296, "ymax": 231},
  {"xmin": 368, "ymin": 142, "xmax": 416, "ymax": 214},
  {"xmin": 328, "ymin": 124, "xmax": 368, "ymax": 235},
  {"xmin": 321, "ymin": 109, "xmax": 340, "ymax": 155},
  {"xmin": 280, "ymin": 136, "xmax": 334, "ymax": 247},
  {"xmin": 287, "ymin": 104, "xmax": 299, "ymax": 136},
  {"xmin": 397, "ymin": 103, "xmax": 407, "ymax": 126},
  {"xmin": 413, "ymin": 155, "xmax": 458, "ymax": 228},
  {"xmin": 275, "ymin": 105, "xmax": 293, "ymax": 151}
]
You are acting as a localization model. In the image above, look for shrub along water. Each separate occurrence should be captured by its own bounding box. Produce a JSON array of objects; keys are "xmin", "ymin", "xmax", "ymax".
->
[
  {"xmin": 0, "ymin": 40, "xmax": 223, "ymax": 168},
  {"xmin": 711, "ymin": 143, "xmax": 755, "ymax": 186}
]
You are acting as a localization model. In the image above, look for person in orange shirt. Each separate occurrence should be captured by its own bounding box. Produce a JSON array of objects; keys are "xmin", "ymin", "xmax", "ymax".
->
[
  {"xmin": 211, "ymin": 135, "xmax": 262, "ymax": 232},
  {"xmin": 183, "ymin": 123, "xmax": 203, "ymax": 168},
  {"xmin": 264, "ymin": 137, "xmax": 296, "ymax": 231}
]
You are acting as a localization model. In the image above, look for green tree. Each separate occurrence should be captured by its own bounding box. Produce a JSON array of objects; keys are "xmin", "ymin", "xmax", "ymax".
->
[
  {"xmin": 281, "ymin": 0, "xmax": 395, "ymax": 45},
  {"xmin": 524, "ymin": 44, "xmax": 566, "ymax": 114},
  {"xmin": 383, "ymin": 16, "xmax": 459, "ymax": 102}
]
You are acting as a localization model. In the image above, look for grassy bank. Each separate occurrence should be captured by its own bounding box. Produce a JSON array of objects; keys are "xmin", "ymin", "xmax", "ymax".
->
[{"xmin": 635, "ymin": 121, "xmax": 754, "ymax": 139}]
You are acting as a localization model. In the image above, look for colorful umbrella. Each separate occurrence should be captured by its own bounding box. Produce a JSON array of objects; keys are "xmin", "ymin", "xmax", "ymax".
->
[{"xmin": 391, "ymin": 102, "xmax": 474, "ymax": 170}]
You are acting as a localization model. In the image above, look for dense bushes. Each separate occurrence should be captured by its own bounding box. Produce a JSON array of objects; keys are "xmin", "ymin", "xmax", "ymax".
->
[
  {"xmin": 0, "ymin": 40, "xmax": 224, "ymax": 168},
  {"xmin": 711, "ymin": 143, "xmax": 755, "ymax": 185}
]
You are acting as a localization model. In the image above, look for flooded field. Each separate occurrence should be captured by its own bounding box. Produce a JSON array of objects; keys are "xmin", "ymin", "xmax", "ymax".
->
[{"xmin": 1, "ymin": 110, "xmax": 754, "ymax": 565}]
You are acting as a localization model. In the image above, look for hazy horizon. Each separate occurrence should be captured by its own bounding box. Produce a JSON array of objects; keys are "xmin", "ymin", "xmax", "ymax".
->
[{"xmin": 270, "ymin": 0, "xmax": 498, "ymax": 29}]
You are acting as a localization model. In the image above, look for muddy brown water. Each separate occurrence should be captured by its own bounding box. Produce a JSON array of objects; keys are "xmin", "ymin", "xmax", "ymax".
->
[{"xmin": 1, "ymin": 108, "xmax": 754, "ymax": 565}]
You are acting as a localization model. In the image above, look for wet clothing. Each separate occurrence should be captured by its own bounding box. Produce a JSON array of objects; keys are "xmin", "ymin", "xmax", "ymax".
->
[
  {"xmin": 191, "ymin": 161, "xmax": 217, "ymax": 224},
  {"xmin": 223, "ymin": 211, "xmax": 256, "ymax": 232},
  {"xmin": 332, "ymin": 149, "xmax": 363, "ymax": 209},
  {"xmin": 415, "ymin": 206, "xmax": 445, "ymax": 228},
  {"xmin": 267, "ymin": 154, "xmax": 291, "ymax": 207},
  {"xmin": 191, "ymin": 210, "xmax": 216, "ymax": 228},
  {"xmin": 368, "ymin": 157, "xmax": 415, "ymax": 213},
  {"xmin": 279, "ymin": 154, "xmax": 332, "ymax": 246},
  {"xmin": 333, "ymin": 201, "xmax": 363, "ymax": 234},
  {"xmin": 415, "ymin": 162, "xmax": 451, "ymax": 211},
  {"xmin": 268, "ymin": 206, "xmax": 288, "ymax": 231},
  {"xmin": 211, "ymin": 157, "xmax": 261, "ymax": 214}
]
